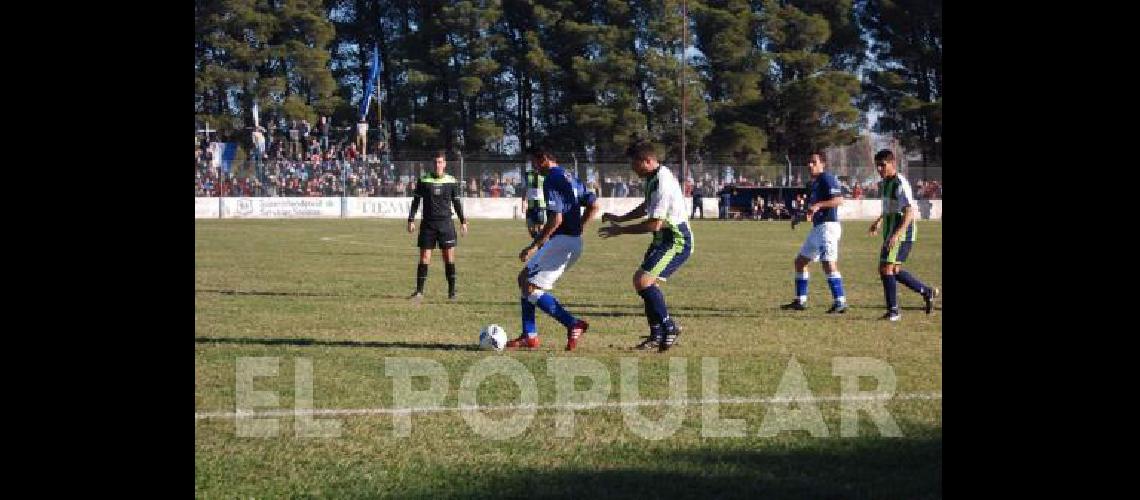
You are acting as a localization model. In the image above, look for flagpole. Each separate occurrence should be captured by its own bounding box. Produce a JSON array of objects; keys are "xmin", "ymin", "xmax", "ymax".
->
[{"xmin": 681, "ymin": 0, "xmax": 688, "ymax": 186}]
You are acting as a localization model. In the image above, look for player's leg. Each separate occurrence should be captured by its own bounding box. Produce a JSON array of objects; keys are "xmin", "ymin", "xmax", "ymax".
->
[
  {"xmin": 822, "ymin": 260, "xmax": 847, "ymax": 313},
  {"xmin": 878, "ymin": 241, "xmax": 908, "ymax": 321},
  {"xmin": 529, "ymin": 209, "xmax": 546, "ymax": 239},
  {"xmin": 633, "ymin": 270, "xmax": 668, "ymax": 350},
  {"xmin": 441, "ymin": 247, "xmax": 457, "ymax": 300},
  {"xmin": 511, "ymin": 236, "xmax": 587, "ymax": 350},
  {"xmin": 636, "ymin": 225, "xmax": 693, "ymax": 351},
  {"xmin": 526, "ymin": 211, "xmax": 543, "ymax": 239},
  {"xmin": 891, "ymin": 243, "xmax": 939, "ymax": 314},
  {"xmin": 629, "ymin": 245, "xmax": 665, "ymax": 350},
  {"xmin": 411, "ymin": 225, "xmax": 435, "ymax": 300},
  {"xmin": 525, "ymin": 279, "xmax": 588, "ymax": 351},
  {"xmin": 783, "ymin": 226, "xmax": 822, "ymax": 310},
  {"xmin": 507, "ymin": 268, "xmax": 540, "ymax": 349},
  {"xmin": 783, "ymin": 255, "xmax": 811, "ymax": 310},
  {"xmin": 410, "ymin": 248, "xmax": 432, "ymax": 300},
  {"xmin": 633, "ymin": 238, "xmax": 672, "ymax": 349},
  {"xmin": 440, "ymin": 222, "xmax": 458, "ymax": 300},
  {"xmin": 821, "ymin": 223, "xmax": 847, "ymax": 313}
]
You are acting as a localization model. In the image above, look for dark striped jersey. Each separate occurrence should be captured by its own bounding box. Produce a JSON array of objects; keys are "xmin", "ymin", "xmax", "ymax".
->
[
  {"xmin": 524, "ymin": 168, "xmax": 546, "ymax": 210},
  {"xmin": 879, "ymin": 174, "xmax": 916, "ymax": 242}
]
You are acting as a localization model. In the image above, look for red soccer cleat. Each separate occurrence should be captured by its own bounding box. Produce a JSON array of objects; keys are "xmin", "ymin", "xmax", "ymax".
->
[
  {"xmin": 505, "ymin": 334, "xmax": 540, "ymax": 349},
  {"xmin": 566, "ymin": 320, "xmax": 589, "ymax": 351}
]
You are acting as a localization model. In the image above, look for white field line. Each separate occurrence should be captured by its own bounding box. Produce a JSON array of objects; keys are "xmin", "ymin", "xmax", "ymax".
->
[{"xmin": 196, "ymin": 391, "xmax": 941, "ymax": 420}]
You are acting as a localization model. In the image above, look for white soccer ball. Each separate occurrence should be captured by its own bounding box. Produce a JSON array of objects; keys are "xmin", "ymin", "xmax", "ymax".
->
[{"xmin": 479, "ymin": 324, "xmax": 508, "ymax": 351}]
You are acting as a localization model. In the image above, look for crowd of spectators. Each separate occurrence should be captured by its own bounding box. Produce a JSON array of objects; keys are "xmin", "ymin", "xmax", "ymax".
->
[{"xmin": 196, "ymin": 124, "xmax": 941, "ymax": 200}]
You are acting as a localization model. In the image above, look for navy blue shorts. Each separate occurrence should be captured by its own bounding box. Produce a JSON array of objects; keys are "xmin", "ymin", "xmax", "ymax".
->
[
  {"xmin": 880, "ymin": 240, "xmax": 913, "ymax": 264},
  {"xmin": 526, "ymin": 208, "xmax": 546, "ymax": 238},
  {"xmin": 640, "ymin": 222, "xmax": 693, "ymax": 279}
]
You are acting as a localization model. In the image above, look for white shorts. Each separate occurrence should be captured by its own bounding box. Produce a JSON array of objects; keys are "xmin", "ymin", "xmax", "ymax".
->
[
  {"xmin": 798, "ymin": 222, "xmax": 841, "ymax": 262},
  {"xmin": 525, "ymin": 235, "xmax": 583, "ymax": 290}
]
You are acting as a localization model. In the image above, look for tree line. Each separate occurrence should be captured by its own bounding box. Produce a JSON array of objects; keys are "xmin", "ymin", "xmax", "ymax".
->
[{"xmin": 195, "ymin": 0, "xmax": 941, "ymax": 167}]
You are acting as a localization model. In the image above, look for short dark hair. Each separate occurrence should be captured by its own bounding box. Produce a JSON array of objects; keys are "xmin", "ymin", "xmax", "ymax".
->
[
  {"xmin": 809, "ymin": 152, "xmax": 826, "ymax": 164},
  {"xmin": 625, "ymin": 140, "xmax": 658, "ymax": 162},
  {"xmin": 526, "ymin": 143, "xmax": 557, "ymax": 163},
  {"xmin": 874, "ymin": 149, "xmax": 895, "ymax": 164},
  {"xmin": 433, "ymin": 150, "xmax": 448, "ymax": 160}
]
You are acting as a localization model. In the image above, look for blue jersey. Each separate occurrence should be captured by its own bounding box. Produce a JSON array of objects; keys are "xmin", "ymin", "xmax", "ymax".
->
[
  {"xmin": 808, "ymin": 172, "xmax": 842, "ymax": 225},
  {"xmin": 544, "ymin": 165, "xmax": 595, "ymax": 237}
]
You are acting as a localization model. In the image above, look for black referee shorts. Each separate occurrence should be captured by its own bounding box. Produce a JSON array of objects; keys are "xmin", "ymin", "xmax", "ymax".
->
[{"xmin": 417, "ymin": 219, "xmax": 458, "ymax": 249}]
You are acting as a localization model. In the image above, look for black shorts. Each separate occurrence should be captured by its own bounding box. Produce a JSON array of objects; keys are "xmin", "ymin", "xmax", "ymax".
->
[
  {"xmin": 418, "ymin": 220, "xmax": 457, "ymax": 249},
  {"xmin": 525, "ymin": 207, "xmax": 546, "ymax": 227}
]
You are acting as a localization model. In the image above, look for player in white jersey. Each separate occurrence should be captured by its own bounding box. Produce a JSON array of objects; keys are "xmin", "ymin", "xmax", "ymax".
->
[{"xmin": 599, "ymin": 141, "xmax": 694, "ymax": 352}]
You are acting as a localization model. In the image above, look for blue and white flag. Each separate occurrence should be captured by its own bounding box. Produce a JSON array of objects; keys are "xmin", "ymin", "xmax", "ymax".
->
[{"xmin": 358, "ymin": 44, "xmax": 380, "ymax": 120}]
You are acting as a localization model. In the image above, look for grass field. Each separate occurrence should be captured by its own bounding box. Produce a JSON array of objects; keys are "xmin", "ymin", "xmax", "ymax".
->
[{"xmin": 195, "ymin": 217, "xmax": 942, "ymax": 498}]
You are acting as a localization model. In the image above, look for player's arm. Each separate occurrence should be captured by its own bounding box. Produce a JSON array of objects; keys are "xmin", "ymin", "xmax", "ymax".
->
[
  {"xmin": 809, "ymin": 177, "xmax": 844, "ymax": 217},
  {"xmin": 886, "ymin": 204, "xmax": 915, "ymax": 249},
  {"xmin": 407, "ymin": 180, "xmax": 422, "ymax": 232},
  {"xmin": 600, "ymin": 217, "xmax": 663, "ymax": 238},
  {"xmin": 520, "ymin": 187, "xmax": 564, "ymax": 261},
  {"xmin": 600, "ymin": 191, "xmax": 666, "ymax": 238},
  {"xmin": 580, "ymin": 192, "xmax": 600, "ymax": 228},
  {"xmin": 520, "ymin": 210, "xmax": 562, "ymax": 262},
  {"xmin": 535, "ymin": 210, "xmax": 563, "ymax": 247},
  {"xmin": 451, "ymin": 182, "xmax": 468, "ymax": 235},
  {"xmin": 895, "ymin": 205, "xmax": 915, "ymax": 236},
  {"xmin": 602, "ymin": 201, "xmax": 646, "ymax": 224},
  {"xmin": 805, "ymin": 194, "xmax": 841, "ymax": 220},
  {"xmin": 868, "ymin": 214, "xmax": 884, "ymax": 235},
  {"xmin": 811, "ymin": 195, "xmax": 843, "ymax": 211}
]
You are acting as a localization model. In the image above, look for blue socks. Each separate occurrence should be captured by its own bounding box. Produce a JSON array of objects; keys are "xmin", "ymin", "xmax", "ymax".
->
[
  {"xmin": 638, "ymin": 285, "xmax": 675, "ymax": 332},
  {"xmin": 520, "ymin": 297, "xmax": 537, "ymax": 338},
  {"xmin": 795, "ymin": 272, "xmax": 809, "ymax": 304},
  {"xmin": 827, "ymin": 272, "xmax": 846, "ymax": 304},
  {"xmin": 881, "ymin": 274, "xmax": 898, "ymax": 312},
  {"xmin": 896, "ymin": 270, "xmax": 928, "ymax": 296},
  {"xmin": 532, "ymin": 291, "xmax": 576, "ymax": 328}
]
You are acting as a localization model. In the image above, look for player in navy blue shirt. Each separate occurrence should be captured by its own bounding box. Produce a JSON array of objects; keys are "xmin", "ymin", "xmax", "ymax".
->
[
  {"xmin": 508, "ymin": 144, "xmax": 599, "ymax": 351},
  {"xmin": 543, "ymin": 165, "xmax": 592, "ymax": 237},
  {"xmin": 780, "ymin": 153, "xmax": 848, "ymax": 313}
]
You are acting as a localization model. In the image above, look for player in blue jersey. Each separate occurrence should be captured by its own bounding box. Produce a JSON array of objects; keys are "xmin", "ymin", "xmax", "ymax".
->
[
  {"xmin": 507, "ymin": 144, "xmax": 600, "ymax": 351},
  {"xmin": 781, "ymin": 153, "xmax": 848, "ymax": 313}
]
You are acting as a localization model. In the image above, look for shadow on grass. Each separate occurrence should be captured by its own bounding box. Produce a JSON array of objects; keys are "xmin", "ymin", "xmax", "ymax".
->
[
  {"xmin": 196, "ymin": 288, "xmax": 406, "ymax": 300},
  {"xmin": 338, "ymin": 426, "xmax": 941, "ymax": 499},
  {"xmin": 194, "ymin": 336, "xmax": 482, "ymax": 351},
  {"xmin": 195, "ymin": 288, "xmax": 938, "ymax": 315},
  {"xmin": 196, "ymin": 289, "xmax": 762, "ymax": 315}
]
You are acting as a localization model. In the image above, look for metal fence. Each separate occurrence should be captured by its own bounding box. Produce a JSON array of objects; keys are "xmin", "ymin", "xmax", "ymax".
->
[{"xmin": 194, "ymin": 152, "xmax": 942, "ymax": 200}]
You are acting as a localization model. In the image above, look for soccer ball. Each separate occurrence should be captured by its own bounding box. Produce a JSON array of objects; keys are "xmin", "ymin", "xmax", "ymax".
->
[{"xmin": 479, "ymin": 324, "xmax": 508, "ymax": 351}]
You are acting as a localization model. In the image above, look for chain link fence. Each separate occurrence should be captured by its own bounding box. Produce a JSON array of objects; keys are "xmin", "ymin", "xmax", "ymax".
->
[{"xmin": 194, "ymin": 149, "xmax": 941, "ymax": 200}]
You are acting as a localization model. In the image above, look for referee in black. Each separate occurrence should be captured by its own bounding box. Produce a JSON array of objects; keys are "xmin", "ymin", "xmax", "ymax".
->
[{"xmin": 408, "ymin": 150, "xmax": 468, "ymax": 302}]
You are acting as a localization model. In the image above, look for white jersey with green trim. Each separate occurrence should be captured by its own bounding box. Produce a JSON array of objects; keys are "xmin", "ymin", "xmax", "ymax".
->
[{"xmin": 644, "ymin": 165, "xmax": 689, "ymax": 228}]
